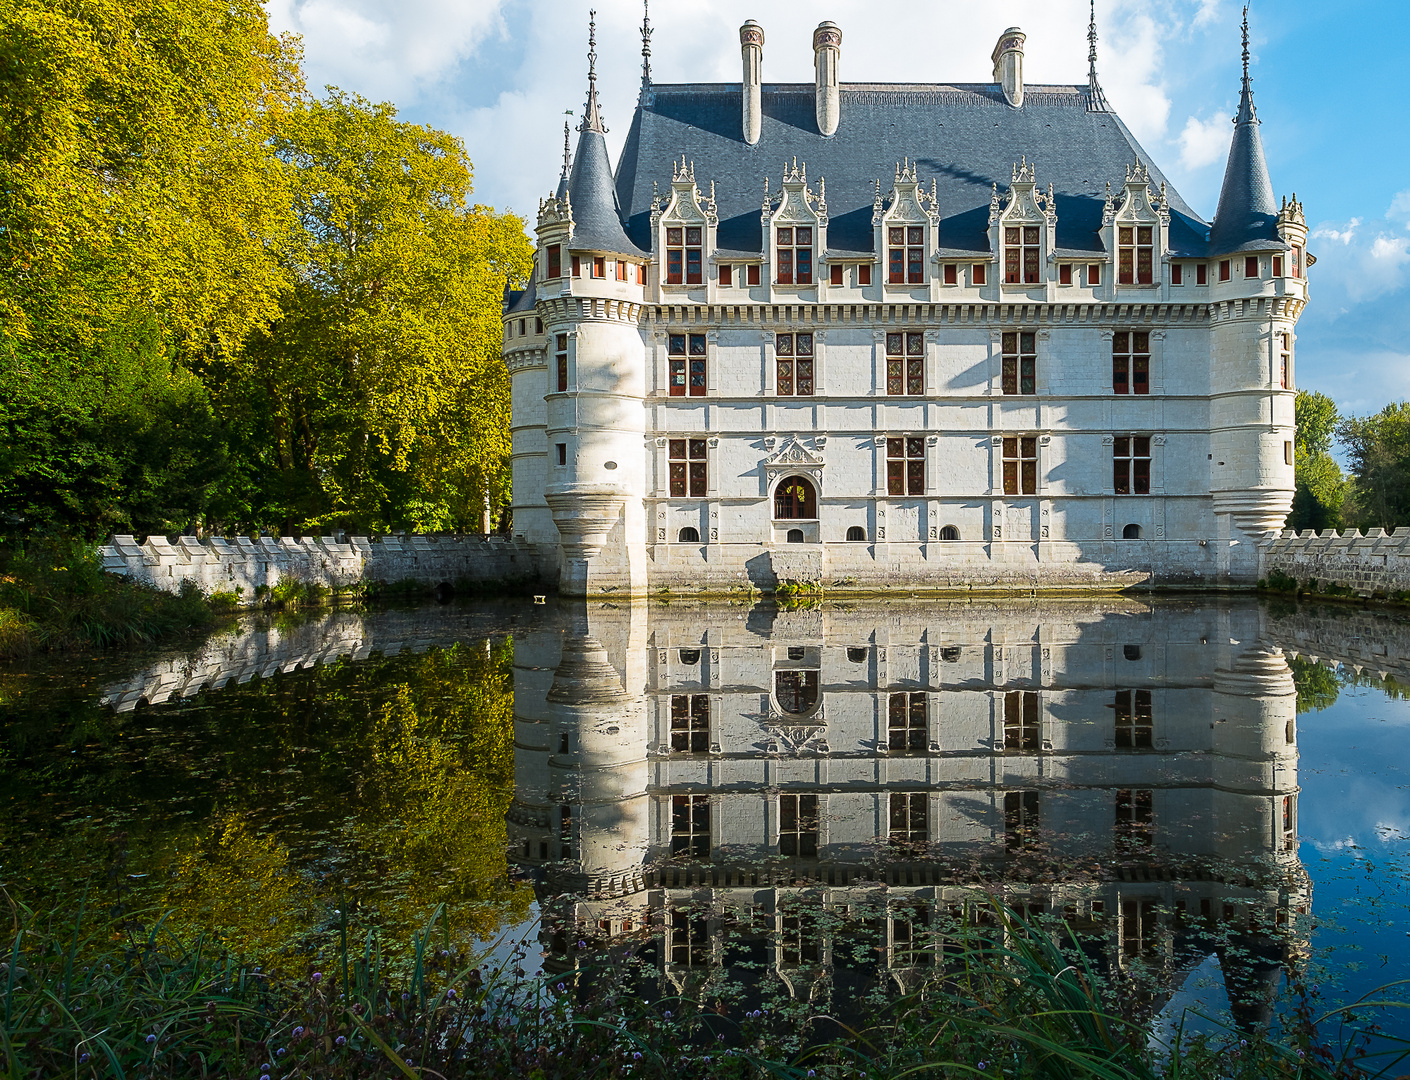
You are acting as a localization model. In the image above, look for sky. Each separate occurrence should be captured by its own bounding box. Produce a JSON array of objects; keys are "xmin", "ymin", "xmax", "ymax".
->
[{"xmin": 262, "ymin": 0, "xmax": 1410, "ymax": 416}]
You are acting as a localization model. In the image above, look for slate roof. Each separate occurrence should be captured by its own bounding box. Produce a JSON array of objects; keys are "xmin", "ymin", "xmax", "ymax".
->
[
  {"xmin": 1207, "ymin": 80, "xmax": 1285, "ymax": 256},
  {"xmin": 613, "ymin": 83, "xmax": 1215, "ymax": 259},
  {"xmin": 567, "ymin": 127, "xmax": 649, "ymax": 258},
  {"xmin": 506, "ymin": 275, "xmax": 536, "ymax": 315}
]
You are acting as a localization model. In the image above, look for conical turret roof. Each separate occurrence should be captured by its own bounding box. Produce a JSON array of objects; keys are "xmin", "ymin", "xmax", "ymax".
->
[{"xmin": 1208, "ymin": 10, "xmax": 1285, "ymax": 255}]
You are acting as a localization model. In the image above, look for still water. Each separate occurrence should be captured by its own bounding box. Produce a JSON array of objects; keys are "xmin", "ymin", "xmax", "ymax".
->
[{"xmin": 3, "ymin": 596, "xmax": 1410, "ymax": 1040}]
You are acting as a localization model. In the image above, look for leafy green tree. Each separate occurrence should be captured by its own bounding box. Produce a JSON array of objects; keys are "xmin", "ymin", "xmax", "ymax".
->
[
  {"xmin": 205, "ymin": 92, "xmax": 533, "ymax": 534},
  {"xmin": 1287, "ymin": 390, "xmax": 1346, "ymax": 534},
  {"xmin": 1338, "ymin": 402, "xmax": 1410, "ymax": 531}
]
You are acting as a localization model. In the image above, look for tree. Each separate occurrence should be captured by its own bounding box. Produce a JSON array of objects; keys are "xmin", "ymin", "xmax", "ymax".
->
[
  {"xmin": 205, "ymin": 92, "xmax": 533, "ymax": 534},
  {"xmin": 1287, "ymin": 390, "xmax": 1346, "ymax": 534},
  {"xmin": 1338, "ymin": 402, "xmax": 1410, "ymax": 531}
]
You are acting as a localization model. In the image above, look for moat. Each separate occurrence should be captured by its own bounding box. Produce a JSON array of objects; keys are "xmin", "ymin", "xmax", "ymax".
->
[{"xmin": 4, "ymin": 596, "xmax": 1410, "ymax": 1047}]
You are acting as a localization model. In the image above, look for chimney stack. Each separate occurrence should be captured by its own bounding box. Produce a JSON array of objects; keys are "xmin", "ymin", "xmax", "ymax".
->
[
  {"xmin": 812, "ymin": 22, "xmax": 841, "ymax": 137},
  {"xmin": 740, "ymin": 21, "xmax": 764, "ymax": 145},
  {"xmin": 991, "ymin": 28, "xmax": 1026, "ymax": 107}
]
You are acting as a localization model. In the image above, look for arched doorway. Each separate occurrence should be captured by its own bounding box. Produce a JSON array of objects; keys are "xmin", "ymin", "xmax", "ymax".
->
[{"xmin": 773, "ymin": 476, "xmax": 817, "ymax": 520}]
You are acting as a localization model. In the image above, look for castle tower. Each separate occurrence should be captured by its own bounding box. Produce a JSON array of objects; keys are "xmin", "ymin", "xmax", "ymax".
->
[
  {"xmin": 516, "ymin": 13, "xmax": 650, "ymax": 597},
  {"xmin": 1206, "ymin": 9, "xmax": 1306, "ymax": 579}
]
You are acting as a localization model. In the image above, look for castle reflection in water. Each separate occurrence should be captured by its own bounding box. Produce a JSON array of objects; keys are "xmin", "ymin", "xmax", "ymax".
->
[{"xmin": 508, "ymin": 599, "xmax": 1308, "ymax": 1025}]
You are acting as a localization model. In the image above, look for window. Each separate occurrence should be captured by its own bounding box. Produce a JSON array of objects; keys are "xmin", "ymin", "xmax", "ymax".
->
[
  {"xmin": 940, "ymin": 646, "xmax": 961, "ymax": 663},
  {"xmin": 668, "ymin": 439, "xmax": 707, "ymax": 497},
  {"xmin": 1273, "ymin": 255, "xmax": 1283, "ymax": 277},
  {"xmin": 668, "ymin": 333, "xmax": 706, "ymax": 397},
  {"xmin": 774, "ymin": 477, "xmax": 817, "ymax": 519},
  {"xmin": 1118, "ymin": 226, "xmax": 1154, "ymax": 285},
  {"xmin": 1087, "ymin": 263, "xmax": 1101, "ymax": 286},
  {"xmin": 847, "ymin": 646, "xmax": 868, "ymax": 663},
  {"xmin": 830, "ymin": 263, "xmax": 844, "ymax": 286},
  {"xmin": 891, "ymin": 905, "xmax": 930, "ymax": 966},
  {"xmin": 1004, "ymin": 791, "xmax": 1039, "ymax": 851},
  {"xmin": 1284, "ymin": 441, "xmax": 1293, "ymax": 466},
  {"xmin": 1171, "ymin": 263, "xmax": 1183, "ymax": 286},
  {"xmin": 747, "ymin": 264, "xmax": 761, "ymax": 286},
  {"xmin": 1282, "ymin": 794, "xmax": 1297, "ymax": 851},
  {"xmin": 666, "ymin": 227, "xmax": 702, "ymax": 285},
  {"xmin": 889, "ymin": 225, "xmax": 925, "ymax": 284},
  {"xmin": 671, "ymin": 794, "xmax": 710, "ymax": 857},
  {"xmin": 1113, "ymin": 436, "xmax": 1151, "ymax": 495},
  {"xmin": 939, "ymin": 525, "xmax": 960, "ymax": 541},
  {"xmin": 555, "ymin": 443, "xmax": 566, "ymax": 466},
  {"xmin": 1059, "ymin": 263, "xmax": 1072, "ymax": 285},
  {"xmin": 1121, "ymin": 900, "xmax": 1158, "ymax": 959},
  {"xmin": 615, "ymin": 259, "xmax": 627, "ymax": 281},
  {"xmin": 1115, "ymin": 789, "xmax": 1153, "ymax": 850},
  {"xmin": 1219, "ymin": 259, "xmax": 1231, "ymax": 282},
  {"xmin": 846, "ymin": 526, "xmax": 867, "ymax": 542},
  {"xmin": 1112, "ymin": 331, "xmax": 1150, "ymax": 395},
  {"xmin": 678, "ymin": 647, "xmax": 700, "ymax": 665},
  {"xmin": 560, "ymin": 804, "xmax": 573, "ymax": 859},
  {"xmin": 775, "ymin": 332, "xmax": 814, "ymax": 396},
  {"xmin": 1004, "ymin": 691, "xmax": 1040, "ymax": 751},
  {"xmin": 972, "ymin": 263, "xmax": 987, "ymax": 286},
  {"xmin": 890, "ymin": 793, "xmax": 928, "ymax": 845},
  {"xmin": 779, "ymin": 908, "xmax": 820, "ymax": 965},
  {"xmin": 518, "ymin": 319, "xmax": 526, "ymax": 336},
  {"xmin": 779, "ymin": 793, "xmax": 818, "ymax": 857},
  {"xmin": 1004, "ymin": 225, "xmax": 1041, "ymax": 284},
  {"xmin": 776, "ymin": 226, "xmax": 813, "ymax": 285},
  {"xmin": 678, "ymin": 526, "xmax": 700, "ymax": 543},
  {"xmin": 547, "ymin": 244, "xmax": 562, "ymax": 278},
  {"xmin": 775, "ymin": 669, "xmax": 818, "ymax": 714},
  {"xmin": 786, "ymin": 528, "xmax": 804, "ymax": 543},
  {"xmin": 1122, "ymin": 523, "xmax": 1143, "ymax": 540},
  {"xmin": 592, "ymin": 256, "xmax": 606, "ymax": 278},
  {"xmin": 888, "ymin": 692, "xmax": 928, "ymax": 752},
  {"xmin": 886, "ymin": 331, "xmax": 924, "ymax": 395},
  {"xmin": 559, "ymin": 733, "xmax": 569, "ymax": 754},
  {"xmin": 1114, "ymin": 689, "xmax": 1153, "ymax": 748},
  {"xmin": 555, "ymin": 334, "xmax": 569, "ymax": 392},
  {"xmin": 1002, "ymin": 437, "xmax": 1037, "ymax": 496},
  {"xmin": 1245, "ymin": 255, "xmax": 1259, "ymax": 279},
  {"xmin": 571, "ymin": 254, "xmax": 581, "ymax": 277},
  {"xmin": 636, "ymin": 263, "xmax": 646, "ymax": 285},
  {"xmin": 944, "ymin": 263, "xmax": 957, "ymax": 285},
  {"xmin": 1280, "ymin": 335, "xmax": 1291, "ymax": 389},
  {"xmin": 859, "ymin": 262, "xmax": 873, "ymax": 286},
  {"xmin": 887, "ymin": 437, "xmax": 926, "ymax": 496},
  {"xmin": 1196, "ymin": 263, "xmax": 1208, "ymax": 286},
  {"xmin": 670, "ymin": 695, "xmax": 710, "ymax": 753},
  {"xmin": 1291, "ymin": 246, "xmax": 1303, "ymax": 278},
  {"xmin": 1002, "ymin": 331, "xmax": 1036, "ymax": 395},
  {"xmin": 669, "ymin": 908, "xmax": 709, "ymax": 966},
  {"xmin": 535, "ymin": 318, "xmax": 543, "ymax": 334},
  {"xmin": 719, "ymin": 263, "xmax": 732, "ymax": 286}
]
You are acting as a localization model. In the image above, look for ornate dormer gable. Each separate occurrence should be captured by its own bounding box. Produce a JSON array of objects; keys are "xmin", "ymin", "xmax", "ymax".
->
[
  {"xmin": 991, "ymin": 157, "xmax": 1055, "ymax": 287},
  {"xmin": 764, "ymin": 159, "xmax": 826, "ymax": 289},
  {"xmin": 763, "ymin": 435, "xmax": 825, "ymax": 485},
  {"xmin": 877, "ymin": 159, "xmax": 939, "ymax": 288},
  {"xmin": 1108, "ymin": 161, "xmax": 1169, "ymax": 287},
  {"xmin": 1276, "ymin": 194, "xmax": 1310, "ymax": 278},
  {"xmin": 651, "ymin": 157, "xmax": 718, "ymax": 287}
]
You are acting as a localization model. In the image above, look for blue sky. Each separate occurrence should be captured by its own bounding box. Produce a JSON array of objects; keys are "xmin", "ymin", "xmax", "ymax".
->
[{"xmin": 265, "ymin": 0, "xmax": 1410, "ymax": 417}]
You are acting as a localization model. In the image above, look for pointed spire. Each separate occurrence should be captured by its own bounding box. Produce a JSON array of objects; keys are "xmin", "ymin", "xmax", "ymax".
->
[
  {"xmin": 555, "ymin": 121, "xmax": 571, "ymax": 200},
  {"xmin": 1086, "ymin": 0, "xmax": 1111, "ymax": 112},
  {"xmin": 640, "ymin": 0, "xmax": 652, "ymax": 87},
  {"xmin": 1209, "ymin": 3, "xmax": 1280, "ymax": 255},
  {"xmin": 580, "ymin": 9, "xmax": 607, "ymax": 134}
]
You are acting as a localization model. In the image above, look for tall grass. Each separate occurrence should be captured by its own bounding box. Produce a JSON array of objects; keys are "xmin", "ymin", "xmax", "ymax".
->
[
  {"xmin": 0, "ymin": 539, "xmax": 218, "ymax": 657},
  {"xmin": 2, "ymin": 894, "xmax": 1400, "ymax": 1079}
]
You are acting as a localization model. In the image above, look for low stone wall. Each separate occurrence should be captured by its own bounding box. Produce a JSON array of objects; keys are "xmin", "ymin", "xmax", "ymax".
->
[
  {"xmin": 1259, "ymin": 528, "xmax": 1410, "ymax": 599},
  {"xmin": 100, "ymin": 533, "xmax": 541, "ymax": 602}
]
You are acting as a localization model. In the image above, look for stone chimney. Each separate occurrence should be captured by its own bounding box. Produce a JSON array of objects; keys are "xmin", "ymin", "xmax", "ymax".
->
[
  {"xmin": 812, "ymin": 21, "xmax": 841, "ymax": 137},
  {"xmin": 740, "ymin": 20, "xmax": 764, "ymax": 146},
  {"xmin": 991, "ymin": 27, "xmax": 1026, "ymax": 107}
]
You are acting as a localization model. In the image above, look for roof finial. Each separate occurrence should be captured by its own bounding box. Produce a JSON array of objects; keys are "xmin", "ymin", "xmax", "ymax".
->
[
  {"xmin": 581, "ymin": 9, "xmax": 607, "ymax": 134},
  {"xmin": 1241, "ymin": 5, "xmax": 1251, "ymax": 90},
  {"xmin": 561, "ymin": 121, "xmax": 571, "ymax": 178},
  {"xmin": 641, "ymin": 0, "xmax": 653, "ymax": 86},
  {"xmin": 1236, "ymin": 4, "xmax": 1258, "ymax": 123},
  {"xmin": 1086, "ymin": 0, "xmax": 1111, "ymax": 112}
]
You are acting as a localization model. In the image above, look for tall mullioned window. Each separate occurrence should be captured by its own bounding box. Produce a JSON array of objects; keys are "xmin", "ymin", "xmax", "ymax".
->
[
  {"xmin": 887, "ymin": 332, "xmax": 924, "ymax": 395},
  {"xmin": 1113, "ymin": 436, "xmax": 1151, "ymax": 495},
  {"xmin": 669, "ymin": 439, "xmax": 707, "ymax": 497},
  {"xmin": 1118, "ymin": 226, "xmax": 1154, "ymax": 285},
  {"xmin": 887, "ymin": 437, "xmax": 925, "ymax": 496},
  {"xmin": 671, "ymin": 795, "xmax": 710, "ymax": 858},
  {"xmin": 888, "ymin": 692, "xmax": 928, "ymax": 751},
  {"xmin": 776, "ymin": 332, "xmax": 814, "ymax": 396},
  {"xmin": 1002, "ymin": 331, "xmax": 1036, "ymax": 395},
  {"xmin": 1114, "ymin": 689, "xmax": 1153, "ymax": 748},
  {"xmin": 670, "ymin": 695, "xmax": 710, "ymax": 753},
  {"xmin": 555, "ymin": 334, "xmax": 568, "ymax": 393},
  {"xmin": 779, "ymin": 793, "xmax": 819, "ymax": 857},
  {"xmin": 888, "ymin": 225, "xmax": 925, "ymax": 284},
  {"xmin": 1002, "ymin": 437, "xmax": 1037, "ymax": 496},
  {"xmin": 668, "ymin": 333, "xmax": 706, "ymax": 397},
  {"xmin": 1113, "ymin": 331, "xmax": 1150, "ymax": 395},
  {"xmin": 666, "ymin": 227, "xmax": 702, "ymax": 285},
  {"xmin": 1004, "ymin": 691, "xmax": 1040, "ymax": 751},
  {"xmin": 1004, "ymin": 225, "xmax": 1040, "ymax": 284},
  {"xmin": 776, "ymin": 226, "xmax": 813, "ymax": 285}
]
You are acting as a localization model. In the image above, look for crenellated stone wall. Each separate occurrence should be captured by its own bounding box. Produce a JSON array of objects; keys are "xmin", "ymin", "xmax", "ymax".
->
[
  {"xmin": 100, "ymin": 533, "xmax": 542, "ymax": 603},
  {"xmin": 1260, "ymin": 528, "xmax": 1410, "ymax": 599}
]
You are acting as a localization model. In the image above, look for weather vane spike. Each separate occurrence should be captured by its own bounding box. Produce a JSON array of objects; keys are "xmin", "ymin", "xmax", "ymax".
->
[
  {"xmin": 561, "ymin": 121, "xmax": 571, "ymax": 177},
  {"xmin": 641, "ymin": 0, "xmax": 653, "ymax": 86},
  {"xmin": 1086, "ymin": 0, "xmax": 1111, "ymax": 112},
  {"xmin": 581, "ymin": 9, "xmax": 607, "ymax": 133}
]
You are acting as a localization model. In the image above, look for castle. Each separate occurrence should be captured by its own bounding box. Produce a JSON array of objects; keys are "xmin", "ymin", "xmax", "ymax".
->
[{"xmin": 502, "ymin": 7, "xmax": 1308, "ymax": 597}]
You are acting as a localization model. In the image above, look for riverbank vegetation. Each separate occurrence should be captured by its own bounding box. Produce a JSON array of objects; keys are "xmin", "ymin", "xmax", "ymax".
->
[
  {"xmin": 0, "ymin": 0, "xmax": 530, "ymax": 545},
  {"xmin": 1292, "ymin": 391, "xmax": 1410, "ymax": 535}
]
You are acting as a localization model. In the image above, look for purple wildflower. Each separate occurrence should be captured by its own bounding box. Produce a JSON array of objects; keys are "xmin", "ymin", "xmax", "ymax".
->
[
  {"xmin": 311, "ymin": 972, "xmax": 322, "ymax": 983},
  {"xmin": 145, "ymin": 1034, "xmax": 156, "ymax": 1045},
  {"xmin": 335, "ymin": 1035, "xmax": 346, "ymax": 1047}
]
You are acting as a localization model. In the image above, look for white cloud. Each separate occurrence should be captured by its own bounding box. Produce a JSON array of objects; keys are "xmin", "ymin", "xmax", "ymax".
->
[
  {"xmin": 1192, "ymin": 0, "xmax": 1221, "ymax": 27},
  {"xmin": 1312, "ymin": 218, "xmax": 1360, "ymax": 245},
  {"xmin": 1177, "ymin": 114, "xmax": 1230, "ymax": 170}
]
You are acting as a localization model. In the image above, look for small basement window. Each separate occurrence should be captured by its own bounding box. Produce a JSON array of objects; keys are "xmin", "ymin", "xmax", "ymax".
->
[
  {"xmin": 846, "ymin": 526, "xmax": 867, "ymax": 542},
  {"xmin": 1122, "ymin": 523, "xmax": 1143, "ymax": 540},
  {"xmin": 678, "ymin": 526, "xmax": 700, "ymax": 543}
]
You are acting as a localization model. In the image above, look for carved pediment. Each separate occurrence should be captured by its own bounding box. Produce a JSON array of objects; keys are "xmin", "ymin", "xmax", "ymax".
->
[{"xmin": 764, "ymin": 436, "xmax": 825, "ymax": 470}]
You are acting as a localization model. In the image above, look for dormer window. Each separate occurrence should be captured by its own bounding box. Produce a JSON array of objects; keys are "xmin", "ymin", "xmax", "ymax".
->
[
  {"xmin": 888, "ymin": 226, "xmax": 925, "ymax": 284},
  {"xmin": 666, "ymin": 227, "xmax": 702, "ymax": 285},
  {"xmin": 1004, "ymin": 227, "xmax": 1040, "ymax": 284},
  {"xmin": 1118, "ymin": 227, "xmax": 1154, "ymax": 285},
  {"xmin": 776, "ymin": 227, "xmax": 813, "ymax": 285}
]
